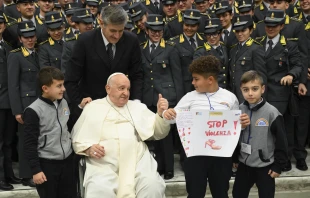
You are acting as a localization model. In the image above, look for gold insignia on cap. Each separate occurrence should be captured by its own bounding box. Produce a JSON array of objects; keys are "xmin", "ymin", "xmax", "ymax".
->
[
  {"xmin": 86, "ymin": 10, "xmax": 90, "ymax": 16},
  {"xmin": 190, "ymin": 11, "xmax": 193, "ymax": 17},
  {"xmin": 237, "ymin": 17, "xmax": 240, "ymax": 24},
  {"xmin": 68, "ymin": 4, "xmax": 71, "ymax": 8},
  {"xmin": 271, "ymin": 12, "xmax": 274, "ymax": 19},
  {"xmin": 209, "ymin": 20, "xmax": 212, "ymax": 26},
  {"xmin": 51, "ymin": 15, "xmax": 55, "ymax": 22},
  {"xmin": 243, "ymin": 1, "xmax": 245, "ymax": 5},
  {"xmin": 25, "ymin": 23, "xmax": 29, "ymax": 29},
  {"xmin": 219, "ymin": 3, "xmax": 222, "ymax": 8},
  {"xmin": 132, "ymin": 9, "xmax": 135, "ymax": 13},
  {"xmin": 156, "ymin": 17, "xmax": 158, "ymax": 22}
]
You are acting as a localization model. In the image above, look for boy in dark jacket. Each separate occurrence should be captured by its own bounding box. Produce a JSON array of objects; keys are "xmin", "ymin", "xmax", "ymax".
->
[{"xmin": 232, "ymin": 70, "xmax": 288, "ymax": 198}]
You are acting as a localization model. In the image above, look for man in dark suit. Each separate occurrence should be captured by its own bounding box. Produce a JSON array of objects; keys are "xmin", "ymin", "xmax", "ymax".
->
[
  {"xmin": 194, "ymin": 18, "xmax": 229, "ymax": 89},
  {"xmin": 7, "ymin": 21, "xmax": 39, "ymax": 187},
  {"xmin": 65, "ymin": 5, "xmax": 143, "ymax": 124},
  {"xmin": 258, "ymin": 10, "xmax": 303, "ymax": 172},
  {"xmin": 0, "ymin": 10, "xmax": 21, "ymax": 191},
  {"xmin": 38, "ymin": 11, "xmax": 64, "ymax": 69}
]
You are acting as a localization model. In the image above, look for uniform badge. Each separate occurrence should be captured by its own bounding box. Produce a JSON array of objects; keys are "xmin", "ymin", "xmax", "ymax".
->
[
  {"xmin": 279, "ymin": 61, "xmax": 282, "ymax": 67},
  {"xmin": 63, "ymin": 108, "xmax": 70, "ymax": 116},
  {"xmin": 241, "ymin": 60, "xmax": 245, "ymax": 65},
  {"xmin": 162, "ymin": 63, "xmax": 166, "ymax": 68}
]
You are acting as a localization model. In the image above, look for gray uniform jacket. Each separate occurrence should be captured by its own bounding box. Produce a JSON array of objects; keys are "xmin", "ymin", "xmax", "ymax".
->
[
  {"xmin": 38, "ymin": 38, "xmax": 64, "ymax": 69},
  {"xmin": 0, "ymin": 41, "xmax": 12, "ymax": 109}
]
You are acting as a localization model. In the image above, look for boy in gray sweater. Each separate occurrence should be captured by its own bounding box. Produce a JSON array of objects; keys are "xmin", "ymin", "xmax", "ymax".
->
[{"xmin": 232, "ymin": 70, "xmax": 288, "ymax": 198}]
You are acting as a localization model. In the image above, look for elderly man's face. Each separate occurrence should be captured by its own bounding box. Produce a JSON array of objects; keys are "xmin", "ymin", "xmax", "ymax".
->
[{"xmin": 106, "ymin": 75, "xmax": 130, "ymax": 107}]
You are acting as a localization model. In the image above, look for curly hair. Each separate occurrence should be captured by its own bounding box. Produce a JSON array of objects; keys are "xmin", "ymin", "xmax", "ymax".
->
[{"xmin": 189, "ymin": 55, "xmax": 221, "ymax": 79}]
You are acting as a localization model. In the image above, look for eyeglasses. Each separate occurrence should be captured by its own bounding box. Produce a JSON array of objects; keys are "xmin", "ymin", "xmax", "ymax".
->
[
  {"xmin": 150, "ymin": 29, "xmax": 163, "ymax": 35},
  {"xmin": 49, "ymin": 26, "xmax": 64, "ymax": 33},
  {"xmin": 206, "ymin": 32, "xmax": 220, "ymax": 38}
]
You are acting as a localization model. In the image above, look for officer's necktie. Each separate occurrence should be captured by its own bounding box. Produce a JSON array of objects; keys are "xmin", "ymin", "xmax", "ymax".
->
[
  {"xmin": 107, "ymin": 43, "xmax": 114, "ymax": 65},
  {"xmin": 223, "ymin": 29, "xmax": 229, "ymax": 45},
  {"xmin": 32, "ymin": 51, "xmax": 38, "ymax": 63},
  {"xmin": 150, "ymin": 43, "xmax": 156, "ymax": 58},
  {"xmin": 189, "ymin": 37, "xmax": 196, "ymax": 50},
  {"xmin": 0, "ymin": 42, "xmax": 6, "ymax": 56},
  {"xmin": 216, "ymin": 46, "xmax": 223, "ymax": 56},
  {"xmin": 154, "ymin": 0, "xmax": 159, "ymax": 12},
  {"xmin": 265, "ymin": 40, "xmax": 273, "ymax": 56},
  {"xmin": 58, "ymin": 40, "xmax": 63, "ymax": 45}
]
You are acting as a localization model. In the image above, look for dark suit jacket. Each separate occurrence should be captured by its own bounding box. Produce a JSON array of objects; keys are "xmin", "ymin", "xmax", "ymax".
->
[
  {"xmin": 194, "ymin": 42, "xmax": 229, "ymax": 89},
  {"xmin": 140, "ymin": 39, "xmax": 184, "ymax": 107},
  {"xmin": 229, "ymin": 38, "xmax": 266, "ymax": 102},
  {"xmin": 65, "ymin": 28, "xmax": 143, "ymax": 106},
  {"xmin": 0, "ymin": 41, "xmax": 12, "ymax": 109},
  {"xmin": 61, "ymin": 37, "xmax": 76, "ymax": 75},
  {"xmin": 141, "ymin": 0, "xmax": 163, "ymax": 15},
  {"xmin": 7, "ymin": 47, "xmax": 40, "ymax": 115},
  {"xmin": 171, "ymin": 33, "xmax": 205, "ymax": 94},
  {"xmin": 38, "ymin": 38, "xmax": 63, "ymax": 69},
  {"xmin": 259, "ymin": 36, "xmax": 302, "ymax": 102}
]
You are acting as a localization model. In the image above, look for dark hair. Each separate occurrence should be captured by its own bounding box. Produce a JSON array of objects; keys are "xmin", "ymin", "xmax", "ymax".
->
[
  {"xmin": 189, "ymin": 55, "xmax": 220, "ymax": 79},
  {"xmin": 38, "ymin": 66, "xmax": 64, "ymax": 91},
  {"xmin": 240, "ymin": 70, "xmax": 264, "ymax": 86}
]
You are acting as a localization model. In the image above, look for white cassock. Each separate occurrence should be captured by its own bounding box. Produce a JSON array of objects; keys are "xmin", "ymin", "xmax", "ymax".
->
[{"xmin": 72, "ymin": 96, "xmax": 170, "ymax": 198}]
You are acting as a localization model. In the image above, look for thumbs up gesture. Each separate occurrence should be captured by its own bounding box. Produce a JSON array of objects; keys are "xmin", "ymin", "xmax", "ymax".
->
[{"xmin": 157, "ymin": 94, "xmax": 169, "ymax": 117}]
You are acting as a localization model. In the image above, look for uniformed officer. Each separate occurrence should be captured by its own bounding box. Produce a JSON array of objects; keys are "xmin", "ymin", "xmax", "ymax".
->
[
  {"xmin": 237, "ymin": 0, "xmax": 255, "ymax": 16},
  {"xmin": 37, "ymin": 0, "xmax": 54, "ymax": 20},
  {"xmin": 162, "ymin": 0, "xmax": 178, "ymax": 20},
  {"xmin": 177, "ymin": 0, "xmax": 195, "ymax": 12},
  {"xmin": 163, "ymin": 0, "xmax": 183, "ymax": 39},
  {"xmin": 129, "ymin": 2, "xmax": 148, "ymax": 43},
  {"xmin": 141, "ymin": 0, "xmax": 164, "ymax": 15},
  {"xmin": 195, "ymin": 0, "xmax": 210, "ymax": 14},
  {"xmin": 170, "ymin": 9, "xmax": 205, "ymax": 94},
  {"xmin": 61, "ymin": 8, "xmax": 94, "ymax": 75},
  {"xmin": 125, "ymin": 14, "xmax": 134, "ymax": 31},
  {"xmin": 38, "ymin": 11, "xmax": 64, "ymax": 69},
  {"xmin": 63, "ymin": 2, "xmax": 82, "ymax": 39},
  {"xmin": 85, "ymin": 0, "xmax": 100, "ymax": 28},
  {"xmin": 4, "ymin": 1, "xmax": 20, "ymax": 20},
  {"xmin": 3, "ymin": 0, "xmax": 49, "ymax": 49},
  {"xmin": 7, "ymin": 21, "xmax": 40, "ymax": 187},
  {"xmin": 229, "ymin": 15, "xmax": 266, "ymax": 102},
  {"xmin": 194, "ymin": 18, "xmax": 229, "ymax": 89},
  {"xmin": 215, "ymin": 1, "xmax": 238, "ymax": 48},
  {"xmin": 0, "ymin": 10, "xmax": 21, "ymax": 191},
  {"xmin": 141, "ymin": 14, "xmax": 183, "ymax": 180},
  {"xmin": 52, "ymin": 1, "xmax": 62, "ymax": 12},
  {"xmin": 291, "ymin": 0, "xmax": 310, "ymax": 171},
  {"xmin": 258, "ymin": 9, "xmax": 303, "ymax": 172}
]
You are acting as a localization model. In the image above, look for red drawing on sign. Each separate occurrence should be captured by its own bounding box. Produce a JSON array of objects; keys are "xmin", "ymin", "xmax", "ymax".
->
[
  {"xmin": 234, "ymin": 121, "xmax": 238, "ymax": 130},
  {"xmin": 234, "ymin": 132, "xmax": 236, "ymax": 135},
  {"xmin": 205, "ymin": 139, "xmax": 222, "ymax": 150},
  {"xmin": 188, "ymin": 132, "xmax": 191, "ymax": 135}
]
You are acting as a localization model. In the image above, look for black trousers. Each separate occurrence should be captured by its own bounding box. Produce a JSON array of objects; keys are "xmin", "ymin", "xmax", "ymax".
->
[
  {"xmin": 293, "ymin": 96, "xmax": 310, "ymax": 160},
  {"xmin": 184, "ymin": 156, "xmax": 232, "ymax": 198},
  {"xmin": 0, "ymin": 109, "xmax": 17, "ymax": 180},
  {"xmin": 18, "ymin": 123, "xmax": 32, "ymax": 178},
  {"xmin": 36, "ymin": 154, "xmax": 76, "ymax": 198},
  {"xmin": 232, "ymin": 163, "xmax": 275, "ymax": 198}
]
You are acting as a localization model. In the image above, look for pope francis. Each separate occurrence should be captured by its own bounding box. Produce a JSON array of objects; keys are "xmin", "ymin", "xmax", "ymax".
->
[{"xmin": 72, "ymin": 73, "xmax": 171, "ymax": 198}]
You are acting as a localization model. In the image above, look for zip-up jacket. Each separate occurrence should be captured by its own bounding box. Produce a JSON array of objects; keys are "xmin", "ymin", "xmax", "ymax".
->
[
  {"xmin": 233, "ymin": 99, "xmax": 288, "ymax": 174},
  {"xmin": 24, "ymin": 96, "xmax": 72, "ymax": 175}
]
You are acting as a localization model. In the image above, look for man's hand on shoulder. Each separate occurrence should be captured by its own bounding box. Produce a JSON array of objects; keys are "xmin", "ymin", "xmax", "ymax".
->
[
  {"xmin": 78, "ymin": 97, "xmax": 92, "ymax": 109},
  {"xmin": 33, "ymin": 171, "xmax": 47, "ymax": 185},
  {"xmin": 157, "ymin": 94, "xmax": 169, "ymax": 117},
  {"xmin": 85, "ymin": 144, "xmax": 105, "ymax": 159}
]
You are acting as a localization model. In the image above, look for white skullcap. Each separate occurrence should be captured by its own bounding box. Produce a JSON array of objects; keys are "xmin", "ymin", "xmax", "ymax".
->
[{"xmin": 106, "ymin": 72, "xmax": 126, "ymax": 85}]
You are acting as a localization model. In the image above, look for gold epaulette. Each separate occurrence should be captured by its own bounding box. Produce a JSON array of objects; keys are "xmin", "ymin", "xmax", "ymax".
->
[
  {"xmin": 256, "ymin": 20, "xmax": 264, "ymax": 24},
  {"xmin": 195, "ymin": 45, "xmax": 204, "ymax": 51},
  {"xmin": 290, "ymin": 17, "xmax": 301, "ymax": 22},
  {"xmin": 6, "ymin": 20, "xmax": 17, "ymax": 27},
  {"xmin": 166, "ymin": 15, "xmax": 177, "ymax": 23},
  {"xmin": 4, "ymin": 41, "xmax": 12, "ymax": 47},
  {"xmin": 253, "ymin": 40, "xmax": 262, "ymax": 46},
  {"xmin": 165, "ymin": 41, "xmax": 175, "ymax": 46},
  {"xmin": 38, "ymin": 40, "xmax": 48, "ymax": 45},
  {"xmin": 6, "ymin": 16, "xmax": 17, "ymax": 22},
  {"xmin": 220, "ymin": 41, "xmax": 225, "ymax": 46},
  {"xmin": 10, "ymin": 48, "xmax": 21, "ymax": 53},
  {"xmin": 255, "ymin": 36, "xmax": 265, "ymax": 42},
  {"xmin": 140, "ymin": 41, "xmax": 146, "ymax": 46},
  {"xmin": 169, "ymin": 35, "xmax": 180, "ymax": 41},
  {"xmin": 230, "ymin": 43, "xmax": 238, "ymax": 48},
  {"xmin": 287, "ymin": 38, "xmax": 298, "ymax": 41},
  {"xmin": 65, "ymin": 36, "xmax": 76, "ymax": 42},
  {"xmin": 200, "ymin": 13, "xmax": 210, "ymax": 18}
]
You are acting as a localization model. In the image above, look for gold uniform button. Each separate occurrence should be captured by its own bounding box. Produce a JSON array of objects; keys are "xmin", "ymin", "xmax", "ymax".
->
[
  {"xmin": 151, "ymin": 85, "xmax": 154, "ymax": 88},
  {"xmin": 223, "ymin": 67, "xmax": 225, "ymax": 69},
  {"xmin": 151, "ymin": 78, "xmax": 153, "ymax": 80},
  {"xmin": 150, "ymin": 71, "xmax": 153, "ymax": 73},
  {"xmin": 26, "ymin": 94, "xmax": 29, "ymax": 96},
  {"xmin": 28, "ymin": 69, "xmax": 30, "ymax": 71},
  {"xmin": 150, "ymin": 63, "xmax": 152, "ymax": 66},
  {"xmin": 169, "ymin": 85, "xmax": 171, "ymax": 87},
  {"xmin": 224, "ymin": 81, "xmax": 226, "ymax": 84},
  {"xmin": 233, "ymin": 64, "xmax": 235, "ymax": 66}
]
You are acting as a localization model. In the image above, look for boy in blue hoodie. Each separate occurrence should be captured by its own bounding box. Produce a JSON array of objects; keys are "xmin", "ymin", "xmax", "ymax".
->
[{"xmin": 232, "ymin": 70, "xmax": 288, "ymax": 198}]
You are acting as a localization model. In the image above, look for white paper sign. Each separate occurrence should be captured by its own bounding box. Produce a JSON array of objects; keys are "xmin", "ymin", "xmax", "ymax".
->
[{"xmin": 176, "ymin": 110, "xmax": 242, "ymax": 157}]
